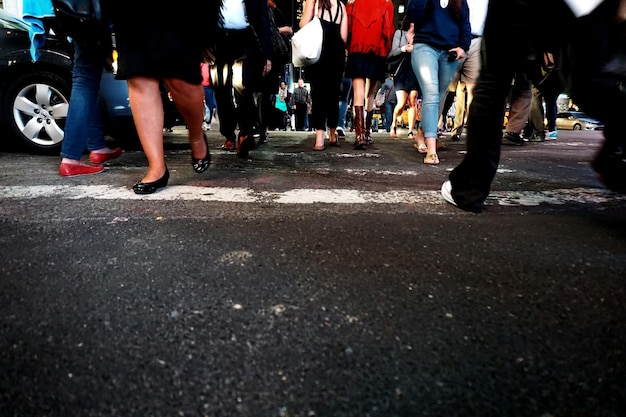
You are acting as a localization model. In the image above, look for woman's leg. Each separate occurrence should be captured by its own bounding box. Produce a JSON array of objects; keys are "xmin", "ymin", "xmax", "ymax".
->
[
  {"xmin": 407, "ymin": 90, "xmax": 419, "ymax": 136},
  {"xmin": 61, "ymin": 43, "xmax": 106, "ymax": 163},
  {"xmin": 391, "ymin": 90, "xmax": 408, "ymax": 137},
  {"xmin": 352, "ymin": 78, "xmax": 365, "ymax": 107},
  {"xmin": 165, "ymin": 77, "xmax": 206, "ymax": 160},
  {"xmin": 412, "ymin": 44, "xmax": 458, "ymax": 161},
  {"xmin": 127, "ymin": 77, "xmax": 167, "ymax": 183},
  {"xmin": 351, "ymin": 77, "xmax": 366, "ymax": 148}
]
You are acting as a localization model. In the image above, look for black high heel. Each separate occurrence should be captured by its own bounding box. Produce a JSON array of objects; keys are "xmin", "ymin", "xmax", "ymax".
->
[
  {"xmin": 192, "ymin": 133, "xmax": 210, "ymax": 173},
  {"xmin": 132, "ymin": 168, "xmax": 169, "ymax": 194}
]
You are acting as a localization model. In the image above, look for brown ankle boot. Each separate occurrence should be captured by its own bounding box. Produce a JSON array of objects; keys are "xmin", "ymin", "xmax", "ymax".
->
[
  {"xmin": 353, "ymin": 106, "xmax": 366, "ymax": 150},
  {"xmin": 364, "ymin": 110, "xmax": 373, "ymax": 144}
]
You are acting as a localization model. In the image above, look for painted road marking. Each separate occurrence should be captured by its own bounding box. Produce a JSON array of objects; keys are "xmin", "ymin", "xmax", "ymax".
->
[{"xmin": 0, "ymin": 186, "xmax": 624, "ymax": 207}]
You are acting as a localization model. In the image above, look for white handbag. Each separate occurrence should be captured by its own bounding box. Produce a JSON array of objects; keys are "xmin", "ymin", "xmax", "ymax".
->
[{"xmin": 291, "ymin": 15, "xmax": 323, "ymax": 67}]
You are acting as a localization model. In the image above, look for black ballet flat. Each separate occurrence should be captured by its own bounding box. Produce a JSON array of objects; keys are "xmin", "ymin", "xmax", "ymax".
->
[
  {"xmin": 192, "ymin": 133, "xmax": 210, "ymax": 173},
  {"xmin": 132, "ymin": 168, "xmax": 170, "ymax": 194}
]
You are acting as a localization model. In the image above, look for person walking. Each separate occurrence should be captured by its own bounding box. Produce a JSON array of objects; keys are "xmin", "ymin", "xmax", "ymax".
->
[
  {"xmin": 24, "ymin": 0, "xmax": 122, "ymax": 177},
  {"xmin": 447, "ymin": 0, "xmax": 489, "ymax": 142},
  {"xmin": 387, "ymin": 16, "xmax": 420, "ymax": 141},
  {"xmin": 207, "ymin": 0, "xmax": 273, "ymax": 157},
  {"xmin": 406, "ymin": 0, "xmax": 471, "ymax": 165},
  {"xmin": 300, "ymin": 0, "xmax": 348, "ymax": 150},
  {"xmin": 292, "ymin": 78, "xmax": 311, "ymax": 131},
  {"xmin": 442, "ymin": 0, "xmax": 625, "ymax": 212},
  {"xmin": 201, "ymin": 62, "xmax": 217, "ymax": 131},
  {"xmin": 345, "ymin": 0, "xmax": 395, "ymax": 149},
  {"xmin": 109, "ymin": 0, "xmax": 216, "ymax": 194},
  {"xmin": 258, "ymin": 0, "xmax": 292, "ymax": 144}
]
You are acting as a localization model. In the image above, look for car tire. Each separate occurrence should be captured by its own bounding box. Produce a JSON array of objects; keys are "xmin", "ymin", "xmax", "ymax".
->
[
  {"xmin": 573, "ymin": 124, "xmax": 582, "ymax": 130},
  {"xmin": 1, "ymin": 70, "xmax": 71, "ymax": 154}
]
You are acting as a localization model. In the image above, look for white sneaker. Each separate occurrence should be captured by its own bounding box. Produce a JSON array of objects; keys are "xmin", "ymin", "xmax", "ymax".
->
[
  {"xmin": 202, "ymin": 122, "xmax": 211, "ymax": 131},
  {"xmin": 336, "ymin": 127, "xmax": 345, "ymax": 137},
  {"xmin": 441, "ymin": 180, "xmax": 457, "ymax": 207}
]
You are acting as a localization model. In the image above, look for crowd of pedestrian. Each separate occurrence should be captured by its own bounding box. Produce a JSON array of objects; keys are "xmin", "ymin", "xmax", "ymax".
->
[{"xmin": 25, "ymin": 0, "xmax": 625, "ymax": 204}]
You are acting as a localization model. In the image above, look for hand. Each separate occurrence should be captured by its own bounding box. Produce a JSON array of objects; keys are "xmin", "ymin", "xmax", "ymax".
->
[
  {"xmin": 448, "ymin": 47, "xmax": 465, "ymax": 61},
  {"xmin": 263, "ymin": 60, "xmax": 272, "ymax": 76},
  {"xmin": 279, "ymin": 26, "xmax": 293, "ymax": 36}
]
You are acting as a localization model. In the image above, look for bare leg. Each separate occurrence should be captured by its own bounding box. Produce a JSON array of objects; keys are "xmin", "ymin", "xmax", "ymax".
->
[
  {"xmin": 164, "ymin": 78, "xmax": 205, "ymax": 159},
  {"xmin": 407, "ymin": 90, "xmax": 418, "ymax": 135},
  {"xmin": 391, "ymin": 90, "xmax": 408, "ymax": 137},
  {"xmin": 365, "ymin": 78, "xmax": 379, "ymax": 112},
  {"xmin": 127, "ymin": 77, "xmax": 167, "ymax": 183}
]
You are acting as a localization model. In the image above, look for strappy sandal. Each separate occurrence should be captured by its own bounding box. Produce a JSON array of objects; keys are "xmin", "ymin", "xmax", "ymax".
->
[
  {"xmin": 413, "ymin": 143, "xmax": 427, "ymax": 154},
  {"xmin": 390, "ymin": 126, "xmax": 398, "ymax": 138},
  {"xmin": 407, "ymin": 131, "xmax": 415, "ymax": 140},
  {"xmin": 424, "ymin": 153, "xmax": 440, "ymax": 165}
]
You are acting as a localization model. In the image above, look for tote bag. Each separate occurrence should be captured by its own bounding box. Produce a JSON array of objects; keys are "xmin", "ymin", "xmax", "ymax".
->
[{"xmin": 291, "ymin": 16, "xmax": 323, "ymax": 67}]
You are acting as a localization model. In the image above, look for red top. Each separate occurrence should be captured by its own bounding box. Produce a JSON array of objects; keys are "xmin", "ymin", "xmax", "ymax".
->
[
  {"xmin": 346, "ymin": 0, "xmax": 395, "ymax": 58},
  {"xmin": 201, "ymin": 62, "xmax": 211, "ymax": 87}
]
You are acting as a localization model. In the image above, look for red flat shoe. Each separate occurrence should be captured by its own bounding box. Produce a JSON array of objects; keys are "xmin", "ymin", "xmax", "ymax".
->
[
  {"xmin": 59, "ymin": 162, "xmax": 104, "ymax": 177},
  {"xmin": 89, "ymin": 147, "xmax": 123, "ymax": 164}
]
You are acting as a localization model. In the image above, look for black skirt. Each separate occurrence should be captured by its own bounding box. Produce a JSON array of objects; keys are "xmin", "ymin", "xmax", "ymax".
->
[
  {"xmin": 345, "ymin": 52, "xmax": 386, "ymax": 81},
  {"xmin": 394, "ymin": 58, "xmax": 420, "ymax": 92},
  {"xmin": 112, "ymin": 13, "xmax": 203, "ymax": 84}
]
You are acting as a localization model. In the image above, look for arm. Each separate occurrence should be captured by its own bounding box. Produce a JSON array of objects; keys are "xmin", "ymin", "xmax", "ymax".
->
[
  {"xmin": 388, "ymin": 30, "xmax": 410, "ymax": 58},
  {"xmin": 299, "ymin": 0, "xmax": 317, "ymax": 28},
  {"xmin": 340, "ymin": 2, "xmax": 349, "ymax": 44},
  {"xmin": 382, "ymin": 0, "xmax": 396, "ymax": 53}
]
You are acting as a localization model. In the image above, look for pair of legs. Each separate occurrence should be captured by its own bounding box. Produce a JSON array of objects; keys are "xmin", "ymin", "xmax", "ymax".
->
[
  {"xmin": 446, "ymin": 0, "xmax": 582, "ymax": 212},
  {"xmin": 352, "ymin": 77, "xmax": 379, "ymax": 115},
  {"xmin": 60, "ymin": 42, "xmax": 120, "ymax": 172},
  {"xmin": 411, "ymin": 43, "xmax": 459, "ymax": 164},
  {"xmin": 450, "ymin": 36, "xmax": 482, "ymax": 138},
  {"xmin": 128, "ymin": 76, "xmax": 205, "ymax": 183},
  {"xmin": 390, "ymin": 89, "xmax": 418, "ymax": 137}
]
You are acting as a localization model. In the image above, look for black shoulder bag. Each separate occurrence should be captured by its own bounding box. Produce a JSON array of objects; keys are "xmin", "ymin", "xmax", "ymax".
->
[{"xmin": 51, "ymin": 0, "xmax": 111, "ymax": 50}]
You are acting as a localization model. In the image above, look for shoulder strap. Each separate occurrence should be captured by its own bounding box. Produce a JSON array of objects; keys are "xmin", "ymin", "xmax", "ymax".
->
[{"xmin": 333, "ymin": 2, "xmax": 343, "ymax": 23}]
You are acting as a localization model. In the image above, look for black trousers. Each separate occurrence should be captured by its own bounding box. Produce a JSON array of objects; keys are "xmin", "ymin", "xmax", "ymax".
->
[
  {"xmin": 447, "ymin": 0, "xmax": 622, "ymax": 212},
  {"xmin": 212, "ymin": 28, "xmax": 265, "ymax": 140},
  {"xmin": 294, "ymin": 103, "xmax": 308, "ymax": 131}
]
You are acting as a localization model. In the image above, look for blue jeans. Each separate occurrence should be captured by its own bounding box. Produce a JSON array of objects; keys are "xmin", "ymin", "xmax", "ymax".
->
[
  {"xmin": 411, "ymin": 44, "xmax": 459, "ymax": 139},
  {"xmin": 60, "ymin": 42, "xmax": 106, "ymax": 161},
  {"xmin": 383, "ymin": 100, "xmax": 395, "ymax": 132},
  {"xmin": 203, "ymin": 86, "xmax": 216, "ymax": 123},
  {"xmin": 337, "ymin": 99, "xmax": 348, "ymax": 129}
]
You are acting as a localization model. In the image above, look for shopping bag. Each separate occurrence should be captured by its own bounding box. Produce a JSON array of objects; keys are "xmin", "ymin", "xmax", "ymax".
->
[{"xmin": 291, "ymin": 16, "xmax": 323, "ymax": 67}]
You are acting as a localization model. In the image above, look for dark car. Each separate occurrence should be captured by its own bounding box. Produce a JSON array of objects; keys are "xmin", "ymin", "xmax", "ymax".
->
[{"xmin": 0, "ymin": 9, "xmax": 182, "ymax": 154}]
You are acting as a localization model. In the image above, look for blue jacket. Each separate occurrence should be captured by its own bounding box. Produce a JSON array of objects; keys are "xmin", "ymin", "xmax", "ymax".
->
[
  {"xmin": 407, "ymin": 0, "xmax": 471, "ymax": 52},
  {"xmin": 22, "ymin": 0, "xmax": 55, "ymax": 61}
]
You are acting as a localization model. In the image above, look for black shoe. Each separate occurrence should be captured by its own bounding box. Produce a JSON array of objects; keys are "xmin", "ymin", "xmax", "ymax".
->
[
  {"xmin": 592, "ymin": 146, "xmax": 626, "ymax": 193},
  {"xmin": 258, "ymin": 131, "xmax": 268, "ymax": 145},
  {"xmin": 192, "ymin": 133, "xmax": 210, "ymax": 173},
  {"xmin": 237, "ymin": 134, "xmax": 256, "ymax": 159},
  {"xmin": 133, "ymin": 168, "xmax": 169, "ymax": 194},
  {"xmin": 450, "ymin": 134, "xmax": 460, "ymax": 142},
  {"xmin": 502, "ymin": 131, "xmax": 525, "ymax": 146}
]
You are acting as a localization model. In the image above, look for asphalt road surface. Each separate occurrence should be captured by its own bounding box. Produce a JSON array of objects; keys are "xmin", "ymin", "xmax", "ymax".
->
[{"xmin": 1, "ymin": 127, "xmax": 624, "ymax": 417}]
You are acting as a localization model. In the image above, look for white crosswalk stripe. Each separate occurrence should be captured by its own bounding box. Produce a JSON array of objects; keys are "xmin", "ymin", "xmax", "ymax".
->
[{"xmin": 1, "ymin": 186, "xmax": 624, "ymax": 206}]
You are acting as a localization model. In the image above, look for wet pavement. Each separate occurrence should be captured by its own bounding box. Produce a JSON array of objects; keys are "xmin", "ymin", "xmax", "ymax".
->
[{"xmin": 0, "ymin": 127, "xmax": 624, "ymax": 417}]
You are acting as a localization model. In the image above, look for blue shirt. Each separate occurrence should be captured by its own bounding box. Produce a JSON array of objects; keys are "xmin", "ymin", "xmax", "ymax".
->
[{"xmin": 407, "ymin": 0, "xmax": 471, "ymax": 52}]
